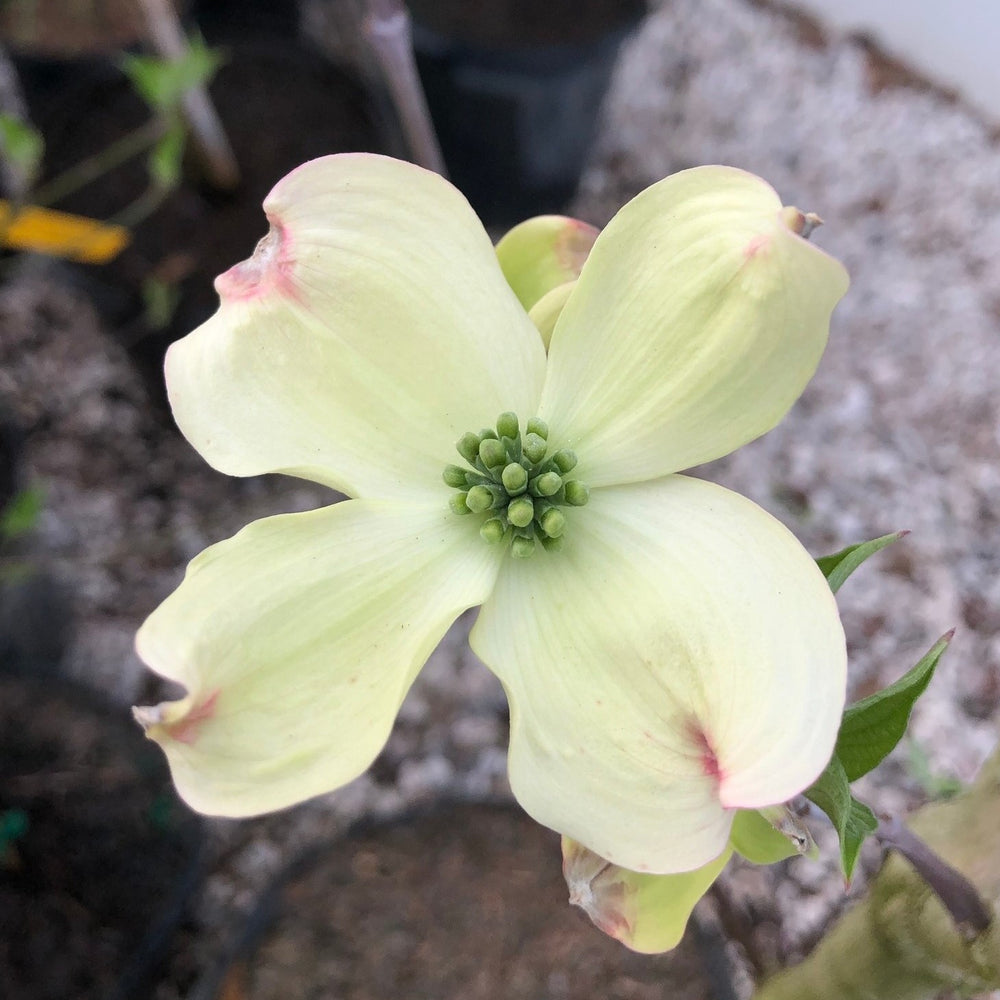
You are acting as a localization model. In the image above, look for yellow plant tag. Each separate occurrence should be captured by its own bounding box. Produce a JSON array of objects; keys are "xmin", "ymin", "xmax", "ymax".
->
[{"xmin": 0, "ymin": 200, "xmax": 130, "ymax": 263}]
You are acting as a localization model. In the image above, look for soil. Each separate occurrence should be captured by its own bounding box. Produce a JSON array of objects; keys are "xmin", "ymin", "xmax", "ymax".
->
[
  {"xmin": 0, "ymin": 674, "xmax": 202, "ymax": 1000},
  {"xmin": 206, "ymin": 804, "xmax": 713, "ymax": 1000}
]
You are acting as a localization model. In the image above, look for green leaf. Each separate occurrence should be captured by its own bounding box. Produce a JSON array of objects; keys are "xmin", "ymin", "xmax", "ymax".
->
[
  {"xmin": 730, "ymin": 808, "xmax": 803, "ymax": 865},
  {"xmin": 0, "ymin": 114, "xmax": 44, "ymax": 185},
  {"xmin": 836, "ymin": 632, "xmax": 953, "ymax": 782},
  {"xmin": 815, "ymin": 530, "xmax": 907, "ymax": 593},
  {"xmin": 0, "ymin": 487, "xmax": 44, "ymax": 540},
  {"xmin": 148, "ymin": 118, "xmax": 186, "ymax": 190},
  {"xmin": 804, "ymin": 755, "xmax": 878, "ymax": 880},
  {"xmin": 142, "ymin": 275, "xmax": 181, "ymax": 330},
  {"xmin": 120, "ymin": 35, "xmax": 224, "ymax": 112}
]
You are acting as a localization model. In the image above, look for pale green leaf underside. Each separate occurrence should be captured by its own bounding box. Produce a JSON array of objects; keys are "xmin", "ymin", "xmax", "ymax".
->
[{"xmin": 805, "ymin": 755, "xmax": 878, "ymax": 879}]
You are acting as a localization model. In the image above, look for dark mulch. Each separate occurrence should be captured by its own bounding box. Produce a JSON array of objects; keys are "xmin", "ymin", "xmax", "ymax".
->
[{"xmin": 0, "ymin": 675, "xmax": 202, "ymax": 1000}]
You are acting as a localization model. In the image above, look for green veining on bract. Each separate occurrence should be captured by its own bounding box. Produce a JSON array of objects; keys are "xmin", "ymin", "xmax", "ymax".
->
[{"xmin": 444, "ymin": 412, "xmax": 590, "ymax": 558}]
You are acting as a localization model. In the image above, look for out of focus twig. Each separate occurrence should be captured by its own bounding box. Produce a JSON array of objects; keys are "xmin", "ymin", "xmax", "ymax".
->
[
  {"xmin": 137, "ymin": 0, "xmax": 240, "ymax": 190},
  {"xmin": 362, "ymin": 0, "xmax": 446, "ymax": 175},
  {"xmin": 876, "ymin": 816, "xmax": 992, "ymax": 935}
]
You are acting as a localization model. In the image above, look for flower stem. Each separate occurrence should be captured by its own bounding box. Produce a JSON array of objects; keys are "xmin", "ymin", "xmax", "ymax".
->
[{"xmin": 32, "ymin": 118, "xmax": 166, "ymax": 208}]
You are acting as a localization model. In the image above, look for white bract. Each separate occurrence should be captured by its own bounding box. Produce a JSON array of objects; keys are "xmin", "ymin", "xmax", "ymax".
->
[{"xmin": 135, "ymin": 154, "xmax": 848, "ymax": 885}]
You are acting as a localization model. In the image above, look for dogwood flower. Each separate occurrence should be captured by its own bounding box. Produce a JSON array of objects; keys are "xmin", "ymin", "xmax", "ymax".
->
[{"xmin": 135, "ymin": 154, "xmax": 848, "ymax": 884}]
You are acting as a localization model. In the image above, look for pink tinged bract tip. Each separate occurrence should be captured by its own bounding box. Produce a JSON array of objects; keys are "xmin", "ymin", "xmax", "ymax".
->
[
  {"xmin": 134, "ymin": 690, "xmax": 220, "ymax": 746},
  {"xmin": 556, "ymin": 218, "xmax": 600, "ymax": 273},
  {"xmin": 167, "ymin": 691, "xmax": 220, "ymax": 744},
  {"xmin": 214, "ymin": 220, "xmax": 297, "ymax": 302}
]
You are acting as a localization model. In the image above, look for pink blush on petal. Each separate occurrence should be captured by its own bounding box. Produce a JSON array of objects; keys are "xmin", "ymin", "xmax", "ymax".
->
[
  {"xmin": 166, "ymin": 690, "xmax": 220, "ymax": 745},
  {"xmin": 687, "ymin": 720, "xmax": 725, "ymax": 784},
  {"xmin": 743, "ymin": 234, "xmax": 770, "ymax": 260},
  {"xmin": 214, "ymin": 220, "xmax": 299, "ymax": 302}
]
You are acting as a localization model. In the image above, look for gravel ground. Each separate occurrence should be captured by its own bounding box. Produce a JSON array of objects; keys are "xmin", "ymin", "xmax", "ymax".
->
[{"xmin": 2, "ymin": 0, "xmax": 999, "ymax": 993}]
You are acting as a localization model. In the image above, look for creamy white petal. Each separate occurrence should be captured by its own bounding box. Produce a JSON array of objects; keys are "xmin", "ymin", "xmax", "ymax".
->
[
  {"xmin": 470, "ymin": 475, "xmax": 845, "ymax": 873},
  {"xmin": 167, "ymin": 154, "xmax": 546, "ymax": 500},
  {"xmin": 135, "ymin": 499, "xmax": 501, "ymax": 816},
  {"xmin": 538, "ymin": 166, "xmax": 849, "ymax": 485}
]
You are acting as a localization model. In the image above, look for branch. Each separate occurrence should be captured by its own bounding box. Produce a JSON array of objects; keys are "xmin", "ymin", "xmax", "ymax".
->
[
  {"xmin": 362, "ymin": 0, "xmax": 446, "ymax": 175},
  {"xmin": 876, "ymin": 815, "xmax": 992, "ymax": 935}
]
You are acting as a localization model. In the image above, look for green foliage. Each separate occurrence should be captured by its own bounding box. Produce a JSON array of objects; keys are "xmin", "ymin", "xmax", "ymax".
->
[
  {"xmin": 148, "ymin": 119, "xmax": 187, "ymax": 190},
  {"xmin": 730, "ymin": 808, "xmax": 802, "ymax": 864},
  {"xmin": 0, "ymin": 487, "xmax": 44, "ymax": 540},
  {"xmin": 805, "ymin": 756, "xmax": 879, "ymax": 879},
  {"xmin": 806, "ymin": 632, "xmax": 952, "ymax": 879},
  {"xmin": 809, "ymin": 532, "xmax": 953, "ymax": 878},
  {"xmin": 836, "ymin": 633, "xmax": 953, "ymax": 781},
  {"xmin": 816, "ymin": 530, "xmax": 907, "ymax": 593},
  {"xmin": 142, "ymin": 276, "xmax": 181, "ymax": 330},
  {"xmin": 120, "ymin": 34, "xmax": 223, "ymax": 113},
  {"xmin": 0, "ymin": 114, "xmax": 44, "ymax": 186}
]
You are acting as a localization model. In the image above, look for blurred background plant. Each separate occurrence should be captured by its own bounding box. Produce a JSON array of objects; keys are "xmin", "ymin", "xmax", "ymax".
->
[{"xmin": 0, "ymin": 14, "xmax": 231, "ymax": 272}]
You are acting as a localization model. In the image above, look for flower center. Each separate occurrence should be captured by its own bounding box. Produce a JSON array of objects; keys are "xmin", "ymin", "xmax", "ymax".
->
[{"xmin": 444, "ymin": 412, "xmax": 590, "ymax": 558}]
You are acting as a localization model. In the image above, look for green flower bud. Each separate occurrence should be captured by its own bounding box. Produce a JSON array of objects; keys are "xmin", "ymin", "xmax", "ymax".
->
[
  {"xmin": 457, "ymin": 433, "xmax": 480, "ymax": 464},
  {"xmin": 511, "ymin": 534, "xmax": 536, "ymax": 558},
  {"xmin": 552, "ymin": 450, "xmax": 577, "ymax": 473},
  {"xmin": 495, "ymin": 411, "xmax": 519, "ymax": 439},
  {"xmin": 526, "ymin": 416, "xmax": 548, "ymax": 439},
  {"xmin": 480, "ymin": 518, "xmax": 506, "ymax": 544},
  {"xmin": 466, "ymin": 485, "xmax": 494, "ymax": 513},
  {"xmin": 539, "ymin": 508, "xmax": 565, "ymax": 538},
  {"xmin": 533, "ymin": 471, "xmax": 562, "ymax": 497},
  {"xmin": 563, "ymin": 480, "xmax": 590, "ymax": 506},
  {"xmin": 523, "ymin": 432, "xmax": 547, "ymax": 464},
  {"xmin": 449, "ymin": 492, "xmax": 471, "ymax": 515},
  {"xmin": 443, "ymin": 464, "xmax": 470, "ymax": 488},
  {"xmin": 479, "ymin": 437, "xmax": 506, "ymax": 469},
  {"xmin": 501, "ymin": 462, "xmax": 528, "ymax": 494},
  {"xmin": 507, "ymin": 496, "xmax": 535, "ymax": 528}
]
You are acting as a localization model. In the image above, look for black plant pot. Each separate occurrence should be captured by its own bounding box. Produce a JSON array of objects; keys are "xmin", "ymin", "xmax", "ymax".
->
[
  {"xmin": 412, "ymin": 1, "xmax": 646, "ymax": 228},
  {"xmin": 198, "ymin": 800, "xmax": 713, "ymax": 999}
]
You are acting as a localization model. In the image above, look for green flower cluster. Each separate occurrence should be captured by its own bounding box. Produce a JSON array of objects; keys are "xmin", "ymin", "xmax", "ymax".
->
[{"xmin": 444, "ymin": 411, "xmax": 589, "ymax": 557}]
